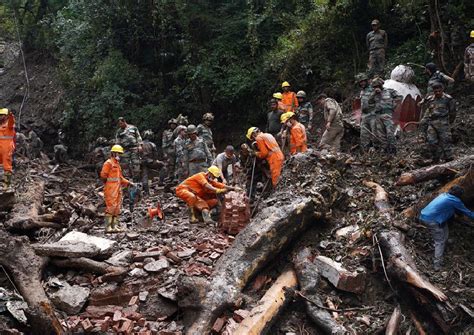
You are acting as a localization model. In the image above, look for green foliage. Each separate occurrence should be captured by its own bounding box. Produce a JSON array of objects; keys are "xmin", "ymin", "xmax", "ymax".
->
[{"xmin": 1, "ymin": 0, "xmax": 472, "ymax": 151}]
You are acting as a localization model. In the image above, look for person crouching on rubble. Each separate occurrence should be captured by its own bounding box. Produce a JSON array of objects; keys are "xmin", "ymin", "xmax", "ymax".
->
[
  {"xmin": 176, "ymin": 166, "xmax": 239, "ymax": 224},
  {"xmin": 419, "ymin": 185, "xmax": 474, "ymax": 271},
  {"xmin": 100, "ymin": 145, "xmax": 135, "ymax": 233},
  {"xmin": 0, "ymin": 108, "xmax": 15, "ymax": 191}
]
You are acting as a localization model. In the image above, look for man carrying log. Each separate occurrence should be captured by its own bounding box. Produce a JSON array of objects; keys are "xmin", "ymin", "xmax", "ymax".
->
[
  {"xmin": 176, "ymin": 166, "xmax": 238, "ymax": 224},
  {"xmin": 100, "ymin": 145, "xmax": 135, "ymax": 233},
  {"xmin": 419, "ymin": 185, "xmax": 474, "ymax": 270},
  {"xmin": 0, "ymin": 108, "xmax": 15, "ymax": 191}
]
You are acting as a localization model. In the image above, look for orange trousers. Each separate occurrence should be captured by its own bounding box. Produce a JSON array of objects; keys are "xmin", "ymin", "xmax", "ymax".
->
[
  {"xmin": 104, "ymin": 181, "xmax": 123, "ymax": 216},
  {"xmin": 267, "ymin": 151, "xmax": 284, "ymax": 186},
  {"xmin": 176, "ymin": 185, "xmax": 218, "ymax": 211},
  {"xmin": 0, "ymin": 140, "xmax": 14, "ymax": 172}
]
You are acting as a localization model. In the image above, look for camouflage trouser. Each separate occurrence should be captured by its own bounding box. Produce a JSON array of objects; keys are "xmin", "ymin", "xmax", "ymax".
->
[
  {"xmin": 160, "ymin": 151, "xmax": 175, "ymax": 182},
  {"xmin": 319, "ymin": 124, "xmax": 344, "ymax": 152},
  {"xmin": 121, "ymin": 149, "xmax": 141, "ymax": 182},
  {"xmin": 189, "ymin": 161, "xmax": 209, "ymax": 176},
  {"xmin": 360, "ymin": 113, "xmax": 378, "ymax": 150},
  {"xmin": 426, "ymin": 118, "xmax": 453, "ymax": 161},
  {"xmin": 368, "ymin": 48, "xmax": 385, "ymax": 77},
  {"xmin": 375, "ymin": 113, "xmax": 396, "ymax": 152},
  {"xmin": 175, "ymin": 159, "xmax": 187, "ymax": 182}
]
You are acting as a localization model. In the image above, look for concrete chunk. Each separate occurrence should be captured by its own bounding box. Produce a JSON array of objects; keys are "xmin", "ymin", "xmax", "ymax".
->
[
  {"xmin": 49, "ymin": 282, "xmax": 90, "ymax": 314},
  {"xmin": 60, "ymin": 231, "xmax": 117, "ymax": 255}
]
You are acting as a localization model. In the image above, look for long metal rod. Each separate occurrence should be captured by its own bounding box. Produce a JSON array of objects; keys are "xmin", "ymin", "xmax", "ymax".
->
[{"xmin": 248, "ymin": 156, "xmax": 256, "ymax": 200}]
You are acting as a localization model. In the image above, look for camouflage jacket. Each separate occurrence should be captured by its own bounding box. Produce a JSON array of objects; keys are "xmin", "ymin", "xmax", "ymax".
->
[
  {"xmin": 366, "ymin": 30, "xmax": 387, "ymax": 51},
  {"xmin": 359, "ymin": 86, "xmax": 374, "ymax": 114},
  {"xmin": 142, "ymin": 140, "xmax": 158, "ymax": 160},
  {"xmin": 183, "ymin": 137, "xmax": 212, "ymax": 165},
  {"xmin": 368, "ymin": 88, "xmax": 401, "ymax": 114},
  {"xmin": 427, "ymin": 71, "xmax": 451, "ymax": 94},
  {"xmin": 115, "ymin": 124, "xmax": 143, "ymax": 149},
  {"xmin": 422, "ymin": 93, "xmax": 456, "ymax": 121},
  {"xmin": 295, "ymin": 101, "xmax": 313, "ymax": 125},
  {"xmin": 161, "ymin": 129, "xmax": 175, "ymax": 154},
  {"xmin": 196, "ymin": 124, "xmax": 215, "ymax": 152},
  {"xmin": 465, "ymin": 43, "xmax": 474, "ymax": 80},
  {"xmin": 174, "ymin": 136, "xmax": 187, "ymax": 162}
]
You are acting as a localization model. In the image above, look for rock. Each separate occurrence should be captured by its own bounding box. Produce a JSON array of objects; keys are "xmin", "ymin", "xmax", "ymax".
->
[
  {"xmin": 177, "ymin": 248, "xmax": 196, "ymax": 259},
  {"xmin": 129, "ymin": 268, "xmax": 148, "ymax": 278},
  {"xmin": 140, "ymin": 292, "xmax": 178, "ymax": 319},
  {"xmin": 60, "ymin": 231, "xmax": 117, "ymax": 256},
  {"xmin": 89, "ymin": 283, "xmax": 134, "ymax": 306},
  {"xmin": 144, "ymin": 259, "xmax": 169, "ymax": 273},
  {"xmin": 314, "ymin": 256, "xmax": 366, "ymax": 294},
  {"xmin": 126, "ymin": 232, "xmax": 139, "ymax": 240},
  {"xmin": 133, "ymin": 251, "xmax": 162, "ymax": 262},
  {"xmin": 6, "ymin": 301, "xmax": 28, "ymax": 324},
  {"xmin": 106, "ymin": 250, "xmax": 133, "ymax": 267},
  {"xmin": 49, "ymin": 283, "xmax": 90, "ymax": 315},
  {"xmin": 139, "ymin": 291, "xmax": 149, "ymax": 302}
]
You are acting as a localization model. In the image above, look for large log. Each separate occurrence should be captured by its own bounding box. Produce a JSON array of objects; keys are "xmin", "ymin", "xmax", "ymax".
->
[
  {"xmin": 402, "ymin": 168, "xmax": 474, "ymax": 218},
  {"xmin": 51, "ymin": 257, "xmax": 127, "ymax": 282},
  {"xmin": 396, "ymin": 155, "xmax": 474, "ymax": 186},
  {"xmin": 0, "ymin": 231, "xmax": 63, "ymax": 334},
  {"xmin": 185, "ymin": 197, "xmax": 320, "ymax": 334},
  {"xmin": 233, "ymin": 268, "xmax": 297, "ymax": 335},
  {"xmin": 5, "ymin": 179, "xmax": 45, "ymax": 231},
  {"xmin": 293, "ymin": 247, "xmax": 347, "ymax": 334}
]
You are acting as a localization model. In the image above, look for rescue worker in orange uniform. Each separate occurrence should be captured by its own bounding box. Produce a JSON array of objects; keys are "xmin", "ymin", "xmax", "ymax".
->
[
  {"xmin": 281, "ymin": 81, "xmax": 299, "ymax": 112},
  {"xmin": 281, "ymin": 112, "xmax": 307, "ymax": 155},
  {"xmin": 176, "ymin": 166, "xmax": 238, "ymax": 223},
  {"xmin": 246, "ymin": 127, "xmax": 284, "ymax": 187},
  {"xmin": 100, "ymin": 145, "xmax": 134, "ymax": 233},
  {"xmin": 273, "ymin": 92, "xmax": 286, "ymax": 112},
  {"xmin": 0, "ymin": 108, "xmax": 15, "ymax": 190}
]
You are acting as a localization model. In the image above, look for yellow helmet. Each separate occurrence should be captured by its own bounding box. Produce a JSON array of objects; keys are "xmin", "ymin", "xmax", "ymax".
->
[
  {"xmin": 281, "ymin": 81, "xmax": 290, "ymax": 88},
  {"xmin": 471, "ymin": 30, "xmax": 474, "ymax": 38},
  {"xmin": 280, "ymin": 112, "xmax": 295, "ymax": 123},
  {"xmin": 246, "ymin": 127, "xmax": 258, "ymax": 140},
  {"xmin": 0, "ymin": 108, "xmax": 9, "ymax": 115},
  {"xmin": 208, "ymin": 166, "xmax": 221, "ymax": 178},
  {"xmin": 273, "ymin": 92, "xmax": 283, "ymax": 100},
  {"xmin": 111, "ymin": 144, "xmax": 124, "ymax": 154}
]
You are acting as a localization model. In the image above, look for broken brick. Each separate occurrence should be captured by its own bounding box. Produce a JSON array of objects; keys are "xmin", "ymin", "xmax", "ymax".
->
[
  {"xmin": 232, "ymin": 309, "xmax": 250, "ymax": 323},
  {"xmin": 211, "ymin": 317, "xmax": 226, "ymax": 333},
  {"xmin": 113, "ymin": 310, "xmax": 122, "ymax": 322},
  {"xmin": 128, "ymin": 296, "xmax": 138, "ymax": 306},
  {"xmin": 315, "ymin": 256, "xmax": 366, "ymax": 294},
  {"xmin": 81, "ymin": 318, "xmax": 93, "ymax": 332},
  {"xmin": 133, "ymin": 251, "xmax": 162, "ymax": 262}
]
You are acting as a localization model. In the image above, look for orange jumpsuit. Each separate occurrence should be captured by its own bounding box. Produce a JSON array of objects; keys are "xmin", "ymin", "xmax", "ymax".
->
[
  {"xmin": 282, "ymin": 91, "xmax": 299, "ymax": 112},
  {"xmin": 289, "ymin": 122, "xmax": 307, "ymax": 155},
  {"xmin": 176, "ymin": 172, "xmax": 225, "ymax": 211},
  {"xmin": 100, "ymin": 157, "xmax": 130, "ymax": 216},
  {"xmin": 255, "ymin": 133, "xmax": 284, "ymax": 186},
  {"xmin": 0, "ymin": 114, "xmax": 15, "ymax": 173}
]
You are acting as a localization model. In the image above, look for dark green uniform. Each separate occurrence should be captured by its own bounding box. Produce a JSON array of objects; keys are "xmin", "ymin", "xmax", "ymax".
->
[
  {"xmin": 183, "ymin": 137, "xmax": 213, "ymax": 176},
  {"xmin": 359, "ymin": 85, "xmax": 376, "ymax": 150},
  {"xmin": 366, "ymin": 29, "xmax": 387, "ymax": 76},
  {"xmin": 420, "ymin": 93, "xmax": 456, "ymax": 162},
  {"xmin": 115, "ymin": 124, "xmax": 143, "ymax": 181}
]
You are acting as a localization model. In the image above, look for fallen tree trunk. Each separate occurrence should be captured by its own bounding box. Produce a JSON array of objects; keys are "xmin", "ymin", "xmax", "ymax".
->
[
  {"xmin": 185, "ymin": 197, "xmax": 321, "ymax": 334},
  {"xmin": 233, "ymin": 268, "xmax": 297, "ymax": 335},
  {"xmin": 293, "ymin": 247, "xmax": 347, "ymax": 334},
  {"xmin": 402, "ymin": 168, "xmax": 474, "ymax": 218},
  {"xmin": 385, "ymin": 305, "xmax": 401, "ymax": 335},
  {"xmin": 364, "ymin": 181, "xmax": 454, "ymax": 333},
  {"xmin": 51, "ymin": 257, "xmax": 127, "ymax": 282},
  {"xmin": 5, "ymin": 179, "xmax": 45, "ymax": 231},
  {"xmin": 396, "ymin": 155, "xmax": 474, "ymax": 186},
  {"xmin": 0, "ymin": 231, "xmax": 63, "ymax": 334}
]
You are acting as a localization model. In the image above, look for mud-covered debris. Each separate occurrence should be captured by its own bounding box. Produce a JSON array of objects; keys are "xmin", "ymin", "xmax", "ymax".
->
[
  {"xmin": 144, "ymin": 259, "xmax": 169, "ymax": 273},
  {"xmin": 106, "ymin": 250, "xmax": 133, "ymax": 267}
]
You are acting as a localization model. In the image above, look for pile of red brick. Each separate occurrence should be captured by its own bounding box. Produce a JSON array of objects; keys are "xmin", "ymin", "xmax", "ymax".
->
[{"xmin": 218, "ymin": 191, "xmax": 250, "ymax": 235}]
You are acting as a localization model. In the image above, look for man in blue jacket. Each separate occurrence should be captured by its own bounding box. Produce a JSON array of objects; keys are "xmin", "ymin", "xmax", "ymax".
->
[{"xmin": 419, "ymin": 185, "xmax": 474, "ymax": 270}]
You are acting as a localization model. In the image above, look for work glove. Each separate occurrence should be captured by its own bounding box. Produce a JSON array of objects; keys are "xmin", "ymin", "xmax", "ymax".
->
[
  {"xmin": 216, "ymin": 188, "xmax": 227, "ymax": 194},
  {"xmin": 231, "ymin": 186, "xmax": 243, "ymax": 192}
]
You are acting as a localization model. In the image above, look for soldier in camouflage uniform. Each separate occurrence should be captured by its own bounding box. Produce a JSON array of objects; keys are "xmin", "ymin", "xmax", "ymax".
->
[
  {"xmin": 115, "ymin": 117, "xmax": 143, "ymax": 181},
  {"xmin": 419, "ymin": 82, "xmax": 456, "ymax": 162},
  {"xmin": 183, "ymin": 124, "xmax": 213, "ymax": 177},
  {"xmin": 27, "ymin": 129, "xmax": 44, "ymax": 159},
  {"xmin": 89, "ymin": 137, "xmax": 109, "ymax": 176},
  {"xmin": 141, "ymin": 130, "xmax": 159, "ymax": 194},
  {"xmin": 161, "ymin": 119, "xmax": 178, "ymax": 183},
  {"xmin": 425, "ymin": 63, "xmax": 454, "ymax": 95},
  {"xmin": 464, "ymin": 31, "xmax": 474, "ymax": 82},
  {"xmin": 315, "ymin": 94, "xmax": 344, "ymax": 152},
  {"xmin": 368, "ymin": 78, "xmax": 402, "ymax": 155},
  {"xmin": 197, "ymin": 113, "xmax": 216, "ymax": 159},
  {"xmin": 356, "ymin": 73, "xmax": 376, "ymax": 151},
  {"xmin": 174, "ymin": 125, "xmax": 188, "ymax": 182},
  {"xmin": 295, "ymin": 91, "xmax": 314, "ymax": 133},
  {"xmin": 366, "ymin": 19, "xmax": 388, "ymax": 77}
]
